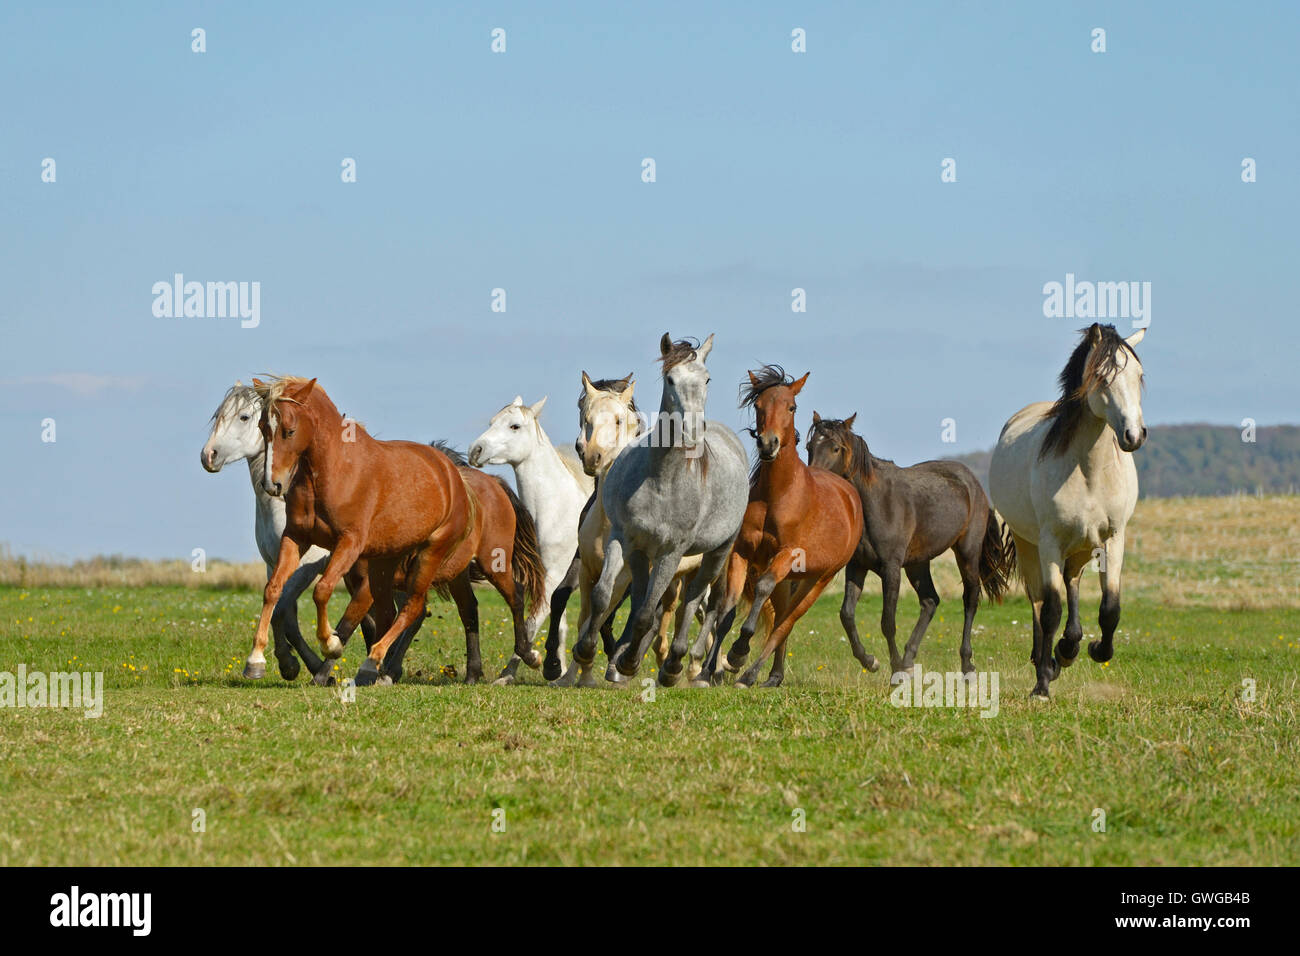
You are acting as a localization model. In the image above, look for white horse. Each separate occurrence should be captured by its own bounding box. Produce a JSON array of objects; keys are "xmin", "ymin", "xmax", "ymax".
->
[
  {"xmin": 201, "ymin": 383, "xmax": 343, "ymax": 681},
  {"xmin": 989, "ymin": 324, "xmax": 1147, "ymax": 699},
  {"xmin": 468, "ymin": 396, "xmax": 593, "ymax": 683}
]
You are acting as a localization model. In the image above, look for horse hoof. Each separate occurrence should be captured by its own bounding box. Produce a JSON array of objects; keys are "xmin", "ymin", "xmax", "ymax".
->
[
  {"xmin": 542, "ymin": 658, "xmax": 563, "ymax": 681},
  {"xmin": 1056, "ymin": 639, "xmax": 1079, "ymax": 668},
  {"xmin": 860, "ymin": 655, "xmax": 880, "ymax": 673},
  {"xmin": 491, "ymin": 674, "xmax": 516, "ymax": 687},
  {"xmin": 276, "ymin": 656, "xmax": 300, "ymax": 681},
  {"xmin": 242, "ymin": 661, "xmax": 266, "ymax": 680},
  {"xmin": 889, "ymin": 670, "xmax": 910, "ymax": 687},
  {"xmin": 1088, "ymin": 640, "xmax": 1114, "ymax": 663},
  {"xmin": 689, "ymin": 678, "xmax": 712, "ymax": 689},
  {"xmin": 658, "ymin": 666, "xmax": 683, "ymax": 688},
  {"xmin": 375, "ymin": 675, "xmax": 394, "ymax": 687},
  {"xmin": 759, "ymin": 678, "xmax": 784, "ymax": 689},
  {"xmin": 962, "ymin": 669, "xmax": 977, "ymax": 685},
  {"xmin": 1029, "ymin": 688, "xmax": 1051, "ymax": 701},
  {"xmin": 354, "ymin": 659, "xmax": 380, "ymax": 687},
  {"xmin": 523, "ymin": 650, "xmax": 542, "ymax": 671},
  {"xmin": 322, "ymin": 634, "xmax": 345, "ymax": 659},
  {"xmin": 464, "ymin": 670, "xmax": 484, "ymax": 685},
  {"xmin": 311, "ymin": 665, "xmax": 336, "ymax": 687},
  {"xmin": 735, "ymin": 678, "xmax": 754, "ymax": 690}
]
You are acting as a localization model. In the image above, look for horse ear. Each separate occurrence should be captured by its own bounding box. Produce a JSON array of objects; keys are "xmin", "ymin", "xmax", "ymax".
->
[
  {"xmin": 747, "ymin": 370, "xmax": 761, "ymax": 387},
  {"xmin": 294, "ymin": 378, "xmax": 317, "ymax": 400},
  {"xmin": 812, "ymin": 410, "xmax": 822, "ymax": 424},
  {"xmin": 581, "ymin": 372, "xmax": 598, "ymax": 399},
  {"xmin": 529, "ymin": 396, "xmax": 548, "ymax": 418},
  {"xmin": 1087, "ymin": 323, "xmax": 1103, "ymax": 346},
  {"xmin": 845, "ymin": 412, "xmax": 858, "ymax": 429},
  {"xmin": 1125, "ymin": 326, "xmax": 1146, "ymax": 348},
  {"xmin": 251, "ymin": 377, "xmax": 265, "ymax": 387},
  {"xmin": 660, "ymin": 333, "xmax": 673, "ymax": 356},
  {"xmin": 619, "ymin": 381, "xmax": 635, "ymax": 403},
  {"xmin": 511, "ymin": 395, "xmax": 524, "ymax": 407},
  {"xmin": 791, "ymin": 371, "xmax": 810, "ymax": 395},
  {"xmin": 697, "ymin": 333, "xmax": 714, "ymax": 363}
]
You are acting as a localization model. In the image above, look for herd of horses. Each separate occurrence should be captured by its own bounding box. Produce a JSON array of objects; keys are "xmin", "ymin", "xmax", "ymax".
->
[{"xmin": 201, "ymin": 322, "xmax": 1148, "ymax": 699}]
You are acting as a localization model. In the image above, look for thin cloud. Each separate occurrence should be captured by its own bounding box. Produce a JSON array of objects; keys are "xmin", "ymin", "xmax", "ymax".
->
[{"xmin": 0, "ymin": 373, "xmax": 148, "ymax": 396}]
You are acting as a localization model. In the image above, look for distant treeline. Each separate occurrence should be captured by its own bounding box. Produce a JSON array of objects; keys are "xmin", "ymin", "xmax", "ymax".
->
[{"xmin": 952, "ymin": 424, "xmax": 1300, "ymax": 498}]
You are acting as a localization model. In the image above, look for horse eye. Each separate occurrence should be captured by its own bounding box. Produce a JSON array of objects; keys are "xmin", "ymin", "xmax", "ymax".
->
[
  {"xmin": 510, "ymin": 424, "xmax": 521, "ymax": 431},
  {"xmin": 239, "ymin": 414, "xmax": 250, "ymax": 422}
]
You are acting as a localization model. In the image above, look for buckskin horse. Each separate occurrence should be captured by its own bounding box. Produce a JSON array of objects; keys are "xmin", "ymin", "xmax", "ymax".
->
[{"xmin": 989, "ymin": 323, "xmax": 1147, "ymax": 699}]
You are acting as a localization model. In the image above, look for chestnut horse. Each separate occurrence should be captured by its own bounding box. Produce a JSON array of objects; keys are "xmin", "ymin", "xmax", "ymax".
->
[
  {"xmin": 697, "ymin": 367, "xmax": 863, "ymax": 688},
  {"xmin": 371, "ymin": 443, "xmax": 548, "ymax": 684},
  {"xmin": 249, "ymin": 376, "xmax": 539, "ymax": 685}
]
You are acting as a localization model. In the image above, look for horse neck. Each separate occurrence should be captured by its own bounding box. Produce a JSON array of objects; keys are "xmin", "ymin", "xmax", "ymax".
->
[
  {"xmin": 1069, "ymin": 406, "xmax": 1119, "ymax": 472},
  {"xmin": 245, "ymin": 447, "xmax": 270, "ymax": 500},
  {"xmin": 298, "ymin": 395, "xmax": 351, "ymax": 495},
  {"xmin": 649, "ymin": 393, "xmax": 699, "ymax": 473},
  {"xmin": 757, "ymin": 438, "xmax": 806, "ymax": 495},
  {"xmin": 511, "ymin": 424, "xmax": 574, "ymax": 510}
]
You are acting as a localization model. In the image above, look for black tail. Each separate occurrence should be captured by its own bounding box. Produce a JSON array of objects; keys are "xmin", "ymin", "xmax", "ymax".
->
[
  {"xmin": 978, "ymin": 511, "xmax": 1016, "ymax": 603},
  {"xmin": 497, "ymin": 478, "xmax": 548, "ymax": 619}
]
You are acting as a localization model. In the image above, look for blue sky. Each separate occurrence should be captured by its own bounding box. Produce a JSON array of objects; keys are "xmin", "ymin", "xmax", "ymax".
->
[{"xmin": 2, "ymin": 1, "xmax": 1297, "ymax": 560}]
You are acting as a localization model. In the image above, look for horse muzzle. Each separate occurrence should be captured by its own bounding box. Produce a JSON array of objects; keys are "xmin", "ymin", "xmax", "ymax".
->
[
  {"xmin": 756, "ymin": 435, "xmax": 781, "ymax": 461},
  {"xmin": 1119, "ymin": 425, "xmax": 1148, "ymax": 452}
]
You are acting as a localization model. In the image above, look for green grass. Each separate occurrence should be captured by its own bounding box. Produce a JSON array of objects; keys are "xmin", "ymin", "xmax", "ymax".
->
[{"xmin": 0, "ymin": 585, "xmax": 1297, "ymax": 865}]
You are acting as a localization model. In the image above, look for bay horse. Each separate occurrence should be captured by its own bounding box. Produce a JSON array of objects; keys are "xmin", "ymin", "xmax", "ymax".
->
[
  {"xmin": 550, "ymin": 372, "xmax": 704, "ymax": 687},
  {"xmin": 572, "ymin": 334, "xmax": 750, "ymax": 686},
  {"xmin": 251, "ymin": 376, "xmax": 539, "ymax": 685},
  {"xmin": 371, "ymin": 442, "xmax": 548, "ymax": 684},
  {"xmin": 468, "ymin": 396, "xmax": 592, "ymax": 683},
  {"xmin": 989, "ymin": 323, "xmax": 1147, "ymax": 699},
  {"xmin": 805, "ymin": 412, "xmax": 1012, "ymax": 682},
  {"xmin": 697, "ymin": 367, "xmax": 862, "ymax": 688}
]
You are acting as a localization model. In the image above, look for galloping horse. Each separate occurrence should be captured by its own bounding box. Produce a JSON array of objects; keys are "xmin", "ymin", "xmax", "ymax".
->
[
  {"xmin": 201, "ymin": 382, "xmax": 337, "ymax": 680},
  {"xmin": 806, "ymin": 413, "xmax": 1012, "ymax": 680},
  {"xmin": 550, "ymin": 372, "xmax": 705, "ymax": 686},
  {"xmin": 374, "ymin": 443, "xmax": 549, "ymax": 684},
  {"xmin": 697, "ymin": 367, "xmax": 862, "ymax": 688},
  {"xmin": 573, "ymin": 334, "xmax": 749, "ymax": 686},
  {"xmin": 989, "ymin": 323, "xmax": 1147, "ymax": 699},
  {"xmin": 469, "ymin": 397, "xmax": 592, "ymax": 683},
  {"xmin": 252, "ymin": 376, "xmax": 536, "ymax": 685}
]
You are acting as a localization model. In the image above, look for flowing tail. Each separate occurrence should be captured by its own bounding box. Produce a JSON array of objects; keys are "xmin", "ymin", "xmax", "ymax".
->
[
  {"xmin": 497, "ymin": 478, "xmax": 548, "ymax": 618},
  {"xmin": 978, "ymin": 510, "xmax": 1016, "ymax": 603}
]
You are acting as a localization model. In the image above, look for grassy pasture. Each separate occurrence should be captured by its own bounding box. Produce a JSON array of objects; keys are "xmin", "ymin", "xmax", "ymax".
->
[{"xmin": 0, "ymin": 582, "xmax": 1296, "ymax": 865}]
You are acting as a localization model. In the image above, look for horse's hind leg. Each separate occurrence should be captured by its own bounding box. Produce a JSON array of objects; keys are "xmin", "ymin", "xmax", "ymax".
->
[
  {"xmin": 653, "ymin": 577, "xmax": 681, "ymax": 667},
  {"xmin": 1090, "ymin": 527, "xmax": 1126, "ymax": 664},
  {"xmin": 738, "ymin": 574, "xmax": 831, "ymax": 689},
  {"xmin": 449, "ymin": 572, "xmax": 483, "ymax": 683},
  {"xmin": 1030, "ymin": 536, "xmax": 1067, "ymax": 699},
  {"xmin": 698, "ymin": 549, "xmax": 748, "ymax": 685},
  {"xmin": 952, "ymin": 541, "xmax": 983, "ymax": 677},
  {"xmin": 553, "ymin": 536, "xmax": 625, "ymax": 687},
  {"xmin": 879, "ymin": 561, "xmax": 906, "ymax": 679},
  {"xmin": 899, "ymin": 562, "xmax": 940, "ymax": 673},
  {"xmin": 543, "ymin": 552, "xmax": 581, "ymax": 678},
  {"xmin": 661, "ymin": 544, "xmax": 729, "ymax": 687}
]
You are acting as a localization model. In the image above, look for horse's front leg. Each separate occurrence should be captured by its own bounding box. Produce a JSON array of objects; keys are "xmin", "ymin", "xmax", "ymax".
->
[
  {"xmin": 662, "ymin": 543, "xmax": 730, "ymax": 686},
  {"xmin": 1090, "ymin": 527, "xmax": 1126, "ymax": 664},
  {"xmin": 553, "ymin": 536, "xmax": 624, "ymax": 687},
  {"xmin": 311, "ymin": 533, "xmax": 366, "ymax": 659},
  {"xmin": 838, "ymin": 559, "xmax": 877, "ymax": 672},
  {"xmin": 1031, "ymin": 537, "xmax": 1067, "ymax": 699},
  {"xmin": 246, "ymin": 536, "xmax": 301, "ymax": 679},
  {"xmin": 1056, "ymin": 552, "xmax": 1089, "ymax": 667},
  {"xmin": 697, "ymin": 549, "xmax": 748, "ymax": 685}
]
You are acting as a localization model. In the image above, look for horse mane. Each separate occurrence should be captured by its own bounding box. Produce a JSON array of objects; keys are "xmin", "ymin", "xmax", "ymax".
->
[
  {"xmin": 810, "ymin": 417, "xmax": 878, "ymax": 489},
  {"xmin": 209, "ymin": 381, "xmax": 259, "ymax": 424},
  {"xmin": 252, "ymin": 374, "xmax": 313, "ymax": 409},
  {"xmin": 739, "ymin": 364, "xmax": 794, "ymax": 408},
  {"xmin": 1040, "ymin": 323, "xmax": 1141, "ymax": 459},
  {"xmin": 659, "ymin": 338, "xmax": 700, "ymax": 374},
  {"xmin": 428, "ymin": 440, "xmax": 467, "ymax": 466}
]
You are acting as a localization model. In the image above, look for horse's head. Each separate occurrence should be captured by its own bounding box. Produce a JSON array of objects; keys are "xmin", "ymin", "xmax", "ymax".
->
[
  {"xmin": 658, "ymin": 332, "xmax": 714, "ymax": 449},
  {"xmin": 577, "ymin": 371, "xmax": 639, "ymax": 476},
  {"xmin": 1082, "ymin": 324, "xmax": 1147, "ymax": 452},
  {"xmin": 258, "ymin": 377, "xmax": 317, "ymax": 497},
  {"xmin": 741, "ymin": 365, "xmax": 808, "ymax": 462},
  {"xmin": 201, "ymin": 382, "xmax": 263, "ymax": 472},
  {"xmin": 805, "ymin": 411, "xmax": 858, "ymax": 476},
  {"xmin": 469, "ymin": 395, "xmax": 547, "ymax": 468}
]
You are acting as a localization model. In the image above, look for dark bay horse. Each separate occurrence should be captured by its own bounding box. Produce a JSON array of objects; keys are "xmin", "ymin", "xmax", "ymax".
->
[
  {"xmin": 805, "ymin": 413, "xmax": 1013, "ymax": 680},
  {"xmin": 697, "ymin": 367, "xmax": 863, "ymax": 688},
  {"xmin": 250, "ymin": 376, "xmax": 541, "ymax": 685}
]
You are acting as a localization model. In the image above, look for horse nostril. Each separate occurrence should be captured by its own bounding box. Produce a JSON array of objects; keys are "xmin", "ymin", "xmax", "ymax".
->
[{"xmin": 1141, "ymin": 426, "xmax": 1148, "ymax": 440}]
